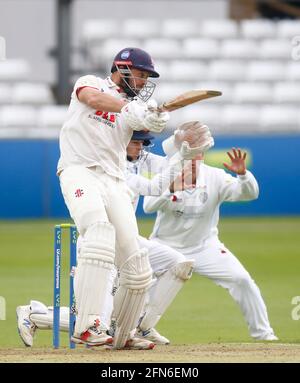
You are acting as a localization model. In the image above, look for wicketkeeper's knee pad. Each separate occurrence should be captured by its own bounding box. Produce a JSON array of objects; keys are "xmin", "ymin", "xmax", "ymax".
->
[
  {"xmin": 170, "ymin": 259, "xmax": 194, "ymax": 281},
  {"xmin": 138, "ymin": 260, "xmax": 194, "ymax": 331},
  {"xmin": 74, "ymin": 221, "xmax": 116, "ymax": 335},
  {"xmin": 112, "ymin": 248, "xmax": 153, "ymax": 348},
  {"xmin": 30, "ymin": 305, "xmax": 70, "ymax": 332}
]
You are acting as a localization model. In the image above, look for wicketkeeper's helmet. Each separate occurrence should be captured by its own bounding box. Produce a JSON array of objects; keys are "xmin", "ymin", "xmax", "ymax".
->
[{"xmin": 131, "ymin": 130, "xmax": 154, "ymax": 147}]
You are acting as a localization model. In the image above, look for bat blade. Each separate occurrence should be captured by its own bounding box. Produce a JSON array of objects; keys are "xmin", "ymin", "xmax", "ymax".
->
[{"xmin": 158, "ymin": 90, "xmax": 222, "ymax": 112}]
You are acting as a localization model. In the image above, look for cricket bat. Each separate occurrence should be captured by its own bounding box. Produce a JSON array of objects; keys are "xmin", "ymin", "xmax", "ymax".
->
[{"xmin": 157, "ymin": 90, "xmax": 222, "ymax": 112}]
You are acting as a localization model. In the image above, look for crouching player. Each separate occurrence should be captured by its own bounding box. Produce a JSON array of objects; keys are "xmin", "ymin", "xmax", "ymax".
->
[
  {"xmin": 143, "ymin": 121, "xmax": 278, "ymax": 341},
  {"xmin": 16, "ymin": 126, "xmax": 214, "ymax": 348}
]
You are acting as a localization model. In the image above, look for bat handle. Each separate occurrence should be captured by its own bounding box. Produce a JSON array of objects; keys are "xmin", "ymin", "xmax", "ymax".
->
[
  {"xmin": 147, "ymin": 101, "xmax": 166, "ymax": 113},
  {"xmin": 148, "ymin": 105, "xmax": 165, "ymax": 113},
  {"xmin": 157, "ymin": 105, "xmax": 166, "ymax": 113}
]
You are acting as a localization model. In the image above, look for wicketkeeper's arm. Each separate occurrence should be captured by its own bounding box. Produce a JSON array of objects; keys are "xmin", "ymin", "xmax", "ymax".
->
[
  {"xmin": 143, "ymin": 191, "xmax": 175, "ymax": 214},
  {"xmin": 127, "ymin": 168, "xmax": 174, "ymax": 197}
]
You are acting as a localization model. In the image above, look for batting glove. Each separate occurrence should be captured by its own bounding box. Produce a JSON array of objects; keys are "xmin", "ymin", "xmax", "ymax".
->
[
  {"xmin": 120, "ymin": 99, "xmax": 148, "ymax": 131},
  {"xmin": 143, "ymin": 99, "xmax": 170, "ymax": 133}
]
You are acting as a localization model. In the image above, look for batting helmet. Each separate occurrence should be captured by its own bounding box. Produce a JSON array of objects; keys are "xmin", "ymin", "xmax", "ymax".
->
[
  {"xmin": 111, "ymin": 47, "xmax": 159, "ymax": 78},
  {"xmin": 131, "ymin": 130, "xmax": 154, "ymax": 146}
]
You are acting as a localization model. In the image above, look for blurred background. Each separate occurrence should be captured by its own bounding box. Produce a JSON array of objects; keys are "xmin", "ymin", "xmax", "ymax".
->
[
  {"xmin": 0, "ymin": 0, "xmax": 300, "ymax": 350},
  {"xmin": 0, "ymin": 0, "xmax": 300, "ymax": 218}
]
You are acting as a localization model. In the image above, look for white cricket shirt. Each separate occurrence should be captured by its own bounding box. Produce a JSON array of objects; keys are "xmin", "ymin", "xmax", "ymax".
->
[
  {"xmin": 144, "ymin": 164, "xmax": 259, "ymax": 251},
  {"xmin": 57, "ymin": 75, "xmax": 132, "ymax": 180},
  {"xmin": 126, "ymin": 152, "xmax": 170, "ymax": 212}
]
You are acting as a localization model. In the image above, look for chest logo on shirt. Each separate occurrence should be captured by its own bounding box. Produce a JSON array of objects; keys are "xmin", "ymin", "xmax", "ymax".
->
[
  {"xmin": 199, "ymin": 191, "xmax": 208, "ymax": 204},
  {"xmin": 75, "ymin": 189, "xmax": 84, "ymax": 198},
  {"xmin": 88, "ymin": 110, "xmax": 116, "ymax": 128}
]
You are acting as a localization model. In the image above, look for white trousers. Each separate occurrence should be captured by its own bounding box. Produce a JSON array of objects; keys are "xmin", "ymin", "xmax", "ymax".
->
[
  {"xmin": 153, "ymin": 237, "xmax": 274, "ymax": 339},
  {"xmin": 102, "ymin": 236, "xmax": 186, "ymax": 326},
  {"xmin": 31, "ymin": 237, "xmax": 186, "ymax": 332},
  {"xmin": 60, "ymin": 165, "xmax": 141, "ymax": 267},
  {"xmin": 60, "ymin": 165, "xmax": 143, "ymax": 335},
  {"xmin": 138, "ymin": 236, "xmax": 186, "ymax": 276}
]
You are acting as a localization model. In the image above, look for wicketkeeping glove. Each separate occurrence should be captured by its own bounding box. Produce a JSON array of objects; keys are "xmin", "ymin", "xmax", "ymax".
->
[{"xmin": 174, "ymin": 121, "xmax": 214, "ymax": 160}]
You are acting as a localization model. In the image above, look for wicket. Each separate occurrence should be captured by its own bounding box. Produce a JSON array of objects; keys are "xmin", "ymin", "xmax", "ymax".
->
[{"xmin": 53, "ymin": 223, "xmax": 77, "ymax": 349}]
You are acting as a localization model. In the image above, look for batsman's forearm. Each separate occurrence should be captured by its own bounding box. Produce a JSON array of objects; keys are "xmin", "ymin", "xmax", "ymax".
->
[{"xmin": 83, "ymin": 91, "xmax": 127, "ymax": 112}]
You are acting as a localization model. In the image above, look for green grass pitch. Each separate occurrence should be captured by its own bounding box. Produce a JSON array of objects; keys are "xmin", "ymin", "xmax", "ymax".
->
[{"xmin": 0, "ymin": 217, "xmax": 299, "ymax": 348}]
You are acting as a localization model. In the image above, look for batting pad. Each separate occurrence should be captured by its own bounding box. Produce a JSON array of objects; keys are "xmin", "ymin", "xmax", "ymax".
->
[
  {"xmin": 31, "ymin": 306, "xmax": 69, "ymax": 332},
  {"xmin": 74, "ymin": 221, "xmax": 115, "ymax": 335},
  {"xmin": 112, "ymin": 248, "xmax": 152, "ymax": 349},
  {"xmin": 139, "ymin": 260, "xmax": 194, "ymax": 331}
]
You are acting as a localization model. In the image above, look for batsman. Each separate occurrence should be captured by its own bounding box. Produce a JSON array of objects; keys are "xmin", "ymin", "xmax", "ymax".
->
[{"xmin": 56, "ymin": 47, "xmax": 169, "ymax": 349}]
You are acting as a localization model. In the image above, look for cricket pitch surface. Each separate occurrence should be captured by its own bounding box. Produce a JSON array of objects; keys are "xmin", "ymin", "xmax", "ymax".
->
[{"xmin": 1, "ymin": 343, "xmax": 300, "ymax": 363}]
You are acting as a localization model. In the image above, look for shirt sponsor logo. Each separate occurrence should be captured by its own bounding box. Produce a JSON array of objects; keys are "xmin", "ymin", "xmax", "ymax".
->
[{"xmin": 88, "ymin": 111, "xmax": 116, "ymax": 128}]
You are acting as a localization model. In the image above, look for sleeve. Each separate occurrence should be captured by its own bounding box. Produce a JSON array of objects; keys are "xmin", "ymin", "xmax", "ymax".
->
[
  {"xmin": 162, "ymin": 135, "xmax": 178, "ymax": 157},
  {"xmin": 218, "ymin": 170, "xmax": 259, "ymax": 203},
  {"xmin": 126, "ymin": 164, "xmax": 175, "ymax": 197},
  {"xmin": 143, "ymin": 190, "xmax": 174, "ymax": 214},
  {"xmin": 73, "ymin": 75, "xmax": 100, "ymax": 100}
]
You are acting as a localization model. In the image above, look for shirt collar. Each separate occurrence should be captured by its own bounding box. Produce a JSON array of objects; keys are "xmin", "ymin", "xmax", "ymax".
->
[{"xmin": 106, "ymin": 76, "xmax": 123, "ymax": 93}]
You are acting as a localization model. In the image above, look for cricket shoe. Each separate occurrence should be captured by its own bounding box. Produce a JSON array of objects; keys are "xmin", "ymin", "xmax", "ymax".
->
[
  {"xmin": 256, "ymin": 333, "xmax": 279, "ymax": 341},
  {"xmin": 71, "ymin": 320, "xmax": 113, "ymax": 347},
  {"xmin": 105, "ymin": 329, "xmax": 155, "ymax": 350},
  {"xmin": 105, "ymin": 336, "xmax": 155, "ymax": 350},
  {"xmin": 16, "ymin": 305, "xmax": 37, "ymax": 347},
  {"xmin": 123, "ymin": 336, "xmax": 155, "ymax": 350},
  {"xmin": 135, "ymin": 327, "xmax": 170, "ymax": 345}
]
